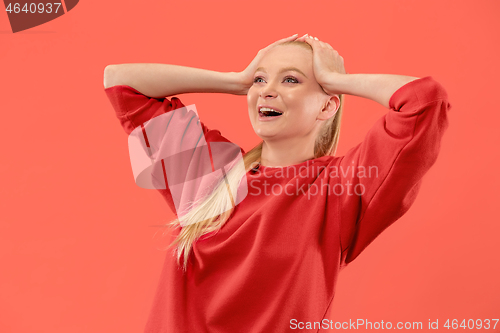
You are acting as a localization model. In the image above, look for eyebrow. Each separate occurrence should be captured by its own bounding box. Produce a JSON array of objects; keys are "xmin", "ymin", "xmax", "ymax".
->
[{"xmin": 254, "ymin": 66, "xmax": 308, "ymax": 79}]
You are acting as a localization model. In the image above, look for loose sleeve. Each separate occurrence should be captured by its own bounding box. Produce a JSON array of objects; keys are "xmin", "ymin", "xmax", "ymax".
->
[
  {"xmin": 335, "ymin": 76, "xmax": 451, "ymax": 266},
  {"xmin": 104, "ymin": 85, "xmax": 242, "ymax": 215}
]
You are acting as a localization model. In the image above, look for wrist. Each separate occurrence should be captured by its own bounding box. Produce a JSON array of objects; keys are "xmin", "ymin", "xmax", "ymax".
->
[
  {"xmin": 321, "ymin": 72, "xmax": 349, "ymax": 95},
  {"xmin": 226, "ymin": 71, "xmax": 250, "ymax": 95}
]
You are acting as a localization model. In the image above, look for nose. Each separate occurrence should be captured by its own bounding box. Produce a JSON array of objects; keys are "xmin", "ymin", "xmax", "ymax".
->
[{"xmin": 259, "ymin": 82, "xmax": 278, "ymax": 99}]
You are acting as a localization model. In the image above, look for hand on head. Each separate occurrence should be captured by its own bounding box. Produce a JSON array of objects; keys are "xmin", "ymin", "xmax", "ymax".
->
[
  {"xmin": 237, "ymin": 34, "xmax": 300, "ymax": 95},
  {"xmin": 296, "ymin": 34, "xmax": 347, "ymax": 91}
]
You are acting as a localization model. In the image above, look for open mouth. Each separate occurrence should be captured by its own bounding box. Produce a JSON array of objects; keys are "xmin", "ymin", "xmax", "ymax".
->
[{"xmin": 258, "ymin": 107, "xmax": 283, "ymax": 118}]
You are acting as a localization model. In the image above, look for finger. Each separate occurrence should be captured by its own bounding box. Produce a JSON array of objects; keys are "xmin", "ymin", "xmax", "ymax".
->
[
  {"xmin": 301, "ymin": 39, "xmax": 313, "ymax": 49},
  {"xmin": 267, "ymin": 34, "xmax": 299, "ymax": 49},
  {"xmin": 261, "ymin": 34, "xmax": 296, "ymax": 52},
  {"xmin": 296, "ymin": 34, "xmax": 308, "ymax": 41},
  {"xmin": 302, "ymin": 35, "xmax": 316, "ymax": 47},
  {"xmin": 300, "ymin": 37, "xmax": 310, "ymax": 44},
  {"xmin": 318, "ymin": 40, "xmax": 328, "ymax": 48},
  {"xmin": 275, "ymin": 34, "xmax": 299, "ymax": 43}
]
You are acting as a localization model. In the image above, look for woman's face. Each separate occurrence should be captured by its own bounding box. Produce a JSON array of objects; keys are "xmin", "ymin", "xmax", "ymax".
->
[{"xmin": 247, "ymin": 44, "xmax": 332, "ymax": 143}]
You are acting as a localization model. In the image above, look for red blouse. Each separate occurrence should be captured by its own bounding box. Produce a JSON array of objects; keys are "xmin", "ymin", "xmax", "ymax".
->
[{"xmin": 104, "ymin": 76, "xmax": 451, "ymax": 332}]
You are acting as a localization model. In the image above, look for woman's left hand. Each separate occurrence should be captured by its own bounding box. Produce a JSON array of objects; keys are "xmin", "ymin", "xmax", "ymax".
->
[{"xmin": 297, "ymin": 34, "xmax": 346, "ymax": 94}]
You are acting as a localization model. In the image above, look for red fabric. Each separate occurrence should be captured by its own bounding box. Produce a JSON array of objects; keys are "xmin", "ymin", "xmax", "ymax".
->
[{"xmin": 104, "ymin": 76, "xmax": 451, "ymax": 332}]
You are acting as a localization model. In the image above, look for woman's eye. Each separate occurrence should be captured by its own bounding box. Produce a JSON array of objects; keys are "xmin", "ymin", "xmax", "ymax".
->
[
  {"xmin": 284, "ymin": 76, "xmax": 298, "ymax": 83},
  {"xmin": 253, "ymin": 77, "xmax": 264, "ymax": 83}
]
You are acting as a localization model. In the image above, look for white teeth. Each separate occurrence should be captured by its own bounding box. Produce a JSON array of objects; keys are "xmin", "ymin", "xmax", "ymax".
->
[{"xmin": 259, "ymin": 107, "xmax": 283, "ymax": 114}]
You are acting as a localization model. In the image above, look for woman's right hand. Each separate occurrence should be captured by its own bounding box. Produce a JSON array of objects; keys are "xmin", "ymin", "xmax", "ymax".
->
[{"xmin": 234, "ymin": 34, "xmax": 299, "ymax": 95}]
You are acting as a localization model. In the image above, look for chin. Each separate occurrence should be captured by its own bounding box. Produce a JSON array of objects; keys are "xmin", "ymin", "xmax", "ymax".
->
[
  {"xmin": 256, "ymin": 132, "xmax": 283, "ymax": 143},
  {"xmin": 253, "ymin": 128, "xmax": 276, "ymax": 140}
]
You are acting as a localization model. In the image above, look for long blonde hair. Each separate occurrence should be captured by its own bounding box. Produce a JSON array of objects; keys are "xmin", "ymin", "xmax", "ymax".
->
[{"xmin": 161, "ymin": 41, "xmax": 345, "ymax": 272}]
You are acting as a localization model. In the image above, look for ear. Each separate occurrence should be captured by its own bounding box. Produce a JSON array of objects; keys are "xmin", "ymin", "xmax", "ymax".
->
[{"xmin": 317, "ymin": 95, "xmax": 340, "ymax": 121}]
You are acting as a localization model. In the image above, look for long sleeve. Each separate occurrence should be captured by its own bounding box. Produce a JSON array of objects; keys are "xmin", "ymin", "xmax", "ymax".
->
[
  {"xmin": 104, "ymin": 85, "xmax": 241, "ymax": 216},
  {"xmin": 104, "ymin": 84, "xmax": 229, "ymax": 139},
  {"xmin": 336, "ymin": 76, "xmax": 451, "ymax": 266}
]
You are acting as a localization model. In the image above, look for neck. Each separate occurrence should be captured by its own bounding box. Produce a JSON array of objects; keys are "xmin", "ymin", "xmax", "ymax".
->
[{"xmin": 260, "ymin": 136, "xmax": 316, "ymax": 167}]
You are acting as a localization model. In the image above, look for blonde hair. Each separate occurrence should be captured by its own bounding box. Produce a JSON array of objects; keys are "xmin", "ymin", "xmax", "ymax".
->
[{"xmin": 161, "ymin": 40, "xmax": 344, "ymax": 272}]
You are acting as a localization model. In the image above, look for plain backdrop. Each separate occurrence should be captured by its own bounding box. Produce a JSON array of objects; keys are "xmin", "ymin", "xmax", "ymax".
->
[{"xmin": 1, "ymin": 0, "xmax": 499, "ymax": 332}]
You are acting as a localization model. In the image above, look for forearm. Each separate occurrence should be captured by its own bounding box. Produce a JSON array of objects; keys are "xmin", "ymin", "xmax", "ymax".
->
[
  {"xmin": 322, "ymin": 73, "xmax": 420, "ymax": 108},
  {"xmin": 103, "ymin": 63, "xmax": 245, "ymax": 98}
]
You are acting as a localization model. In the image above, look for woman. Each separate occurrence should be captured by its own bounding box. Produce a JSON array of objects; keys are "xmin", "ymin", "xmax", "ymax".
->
[{"xmin": 104, "ymin": 33, "xmax": 450, "ymax": 332}]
